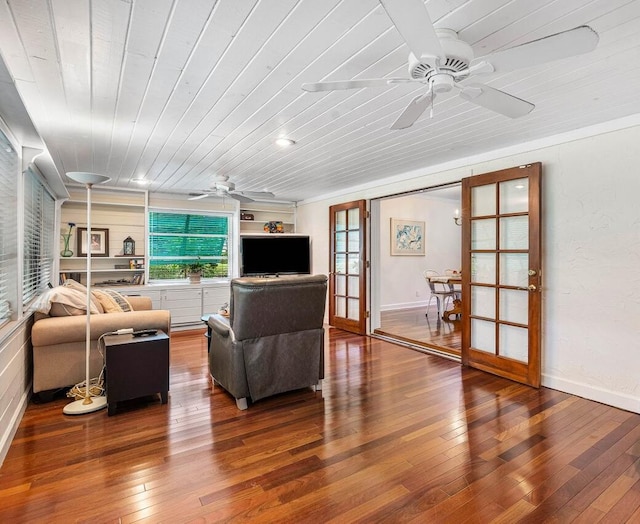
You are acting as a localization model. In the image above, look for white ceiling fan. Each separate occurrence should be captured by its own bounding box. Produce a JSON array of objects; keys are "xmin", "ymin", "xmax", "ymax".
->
[
  {"xmin": 302, "ymin": 0, "xmax": 599, "ymax": 129},
  {"xmin": 188, "ymin": 174, "xmax": 274, "ymax": 203}
]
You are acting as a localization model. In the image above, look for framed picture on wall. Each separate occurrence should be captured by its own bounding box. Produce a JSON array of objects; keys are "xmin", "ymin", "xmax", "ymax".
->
[
  {"xmin": 77, "ymin": 227, "xmax": 109, "ymax": 257},
  {"xmin": 391, "ymin": 218, "xmax": 425, "ymax": 256}
]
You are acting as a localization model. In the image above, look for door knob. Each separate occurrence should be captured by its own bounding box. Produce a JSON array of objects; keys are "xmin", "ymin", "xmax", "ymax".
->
[
  {"xmin": 528, "ymin": 284, "xmax": 537, "ymax": 291},
  {"xmin": 528, "ymin": 269, "xmax": 537, "ymax": 276}
]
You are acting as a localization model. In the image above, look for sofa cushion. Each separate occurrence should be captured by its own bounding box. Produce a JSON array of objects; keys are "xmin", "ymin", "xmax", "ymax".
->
[
  {"xmin": 49, "ymin": 302, "xmax": 87, "ymax": 317},
  {"xmin": 92, "ymin": 289, "xmax": 133, "ymax": 313}
]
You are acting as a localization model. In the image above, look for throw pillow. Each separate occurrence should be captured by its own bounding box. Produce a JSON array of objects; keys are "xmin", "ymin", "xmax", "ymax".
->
[
  {"xmin": 92, "ymin": 289, "xmax": 133, "ymax": 313},
  {"xmin": 36, "ymin": 286, "xmax": 102, "ymax": 316}
]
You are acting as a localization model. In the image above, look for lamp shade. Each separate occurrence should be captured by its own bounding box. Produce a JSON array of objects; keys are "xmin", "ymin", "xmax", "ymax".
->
[{"xmin": 66, "ymin": 172, "xmax": 111, "ymax": 185}]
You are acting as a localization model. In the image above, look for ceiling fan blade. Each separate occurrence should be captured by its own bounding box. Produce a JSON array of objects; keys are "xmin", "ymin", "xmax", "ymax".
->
[
  {"xmin": 379, "ymin": 0, "xmax": 444, "ymax": 63},
  {"xmin": 459, "ymin": 83, "xmax": 534, "ymax": 118},
  {"xmin": 390, "ymin": 91, "xmax": 434, "ymax": 130},
  {"xmin": 235, "ymin": 190, "xmax": 275, "ymax": 199},
  {"xmin": 302, "ymin": 78, "xmax": 409, "ymax": 92},
  {"xmin": 470, "ymin": 26, "xmax": 599, "ymax": 74},
  {"xmin": 188, "ymin": 193, "xmax": 210, "ymax": 201},
  {"xmin": 228, "ymin": 193, "xmax": 254, "ymax": 204}
]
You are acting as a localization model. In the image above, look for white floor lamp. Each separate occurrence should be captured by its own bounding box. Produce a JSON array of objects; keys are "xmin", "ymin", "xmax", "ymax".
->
[{"xmin": 63, "ymin": 172, "xmax": 111, "ymax": 415}]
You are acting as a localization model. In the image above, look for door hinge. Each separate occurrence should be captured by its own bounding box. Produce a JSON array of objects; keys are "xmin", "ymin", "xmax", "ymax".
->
[
  {"xmin": 365, "ymin": 211, "xmax": 370, "ymax": 218},
  {"xmin": 366, "ymin": 260, "xmax": 370, "ymax": 269},
  {"xmin": 366, "ymin": 311, "xmax": 370, "ymax": 318}
]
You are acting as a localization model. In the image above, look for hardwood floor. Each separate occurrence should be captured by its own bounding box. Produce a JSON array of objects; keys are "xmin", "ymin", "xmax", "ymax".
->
[
  {"xmin": 376, "ymin": 305, "xmax": 461, "ymax": 354},
  {"xmin": 2, "ymin": 328, "xmax": 640, "ymax": 523}
]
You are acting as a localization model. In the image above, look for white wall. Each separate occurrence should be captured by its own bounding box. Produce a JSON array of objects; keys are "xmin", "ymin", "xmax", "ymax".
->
[
  {"xmin": 379, "ymin": 194, "xmax": 461, "ymax": 310},
  {"xmin": 0, "ymin": 322, "xmax": 32, "ymax": 465},
  {"xmin": 296, "ymin": 123, "xmax": 640, "ymax": 414}
]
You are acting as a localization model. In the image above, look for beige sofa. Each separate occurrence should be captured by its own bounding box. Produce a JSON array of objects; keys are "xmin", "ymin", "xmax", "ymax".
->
[{"xmin": 32, "ymin": 295, "xmax": 171, "ymax": 394}]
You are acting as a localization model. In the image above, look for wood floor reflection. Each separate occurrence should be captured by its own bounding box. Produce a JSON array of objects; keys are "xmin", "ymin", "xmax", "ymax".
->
[
  {"xmin": 2, "ymin": 328, "xmax": 640, "ymax": 522},
  {"xmin": 376, "ymin": 305, "xmax": 461, "ymax": 354}
]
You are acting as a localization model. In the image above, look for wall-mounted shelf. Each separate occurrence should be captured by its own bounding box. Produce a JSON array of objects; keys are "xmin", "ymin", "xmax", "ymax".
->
[
  {"xmin": 239, "ymin": 202, "xmax": 296, "ymax": 235},
  {"xmin": 59, "ymin": 187, "xmax": 147, "ymax": 286}
]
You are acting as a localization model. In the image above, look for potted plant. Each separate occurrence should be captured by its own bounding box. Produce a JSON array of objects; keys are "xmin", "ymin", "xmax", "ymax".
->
[{"xmin": 185, "ymin": 257, "xmax": 204, "ymax": 284}]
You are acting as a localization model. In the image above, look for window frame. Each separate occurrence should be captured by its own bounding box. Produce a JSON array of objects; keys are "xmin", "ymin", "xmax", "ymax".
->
[{"xmin": 148, "ymin": 209, "xmax": 233, "ymax": 282}]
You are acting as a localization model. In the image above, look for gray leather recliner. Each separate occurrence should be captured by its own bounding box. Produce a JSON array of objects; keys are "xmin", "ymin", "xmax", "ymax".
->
[{"xmin": 207, "ymin": 274, "xmax": 327, "ymax": 409}]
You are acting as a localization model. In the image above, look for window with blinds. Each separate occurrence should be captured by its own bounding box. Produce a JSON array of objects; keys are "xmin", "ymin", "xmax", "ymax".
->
[
  {"xmin": 148, "ymin": 211, "xmax": 230, "ymax": 280},
  {"xmin": 23, "ymin": 167, "xmax": 55, "ymax": 306},
  {"xmin": 0, "ymin": 130, "xmax": 18, "ymax": 326}
]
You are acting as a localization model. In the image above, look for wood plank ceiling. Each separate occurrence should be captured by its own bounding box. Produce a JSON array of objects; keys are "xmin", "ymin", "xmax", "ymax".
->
[{"xmin": 0, "ymin": 0, "xmax": 639, "ymax": 202}]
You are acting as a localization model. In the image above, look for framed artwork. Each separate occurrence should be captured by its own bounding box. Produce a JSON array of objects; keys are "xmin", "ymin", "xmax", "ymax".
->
[
  {"xmin": 77, "ymin": 228, "xmax": 109, "ymax": 257},
  {"xmin": 391, "ymin": 218, "xmax": 425, "ymax": 256}
]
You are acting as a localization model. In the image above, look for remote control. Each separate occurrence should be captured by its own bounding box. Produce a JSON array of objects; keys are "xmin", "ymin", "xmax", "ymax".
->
[{"xmin": 132, "ymin": 329, "xmax": 158, "ymax": 337}]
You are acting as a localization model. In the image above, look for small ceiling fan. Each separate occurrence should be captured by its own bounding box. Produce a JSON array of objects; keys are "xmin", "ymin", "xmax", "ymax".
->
[
  {"xmin": 302, "ymin": 0, "xmax": 599, "ymax": 129},
  {"xmin": 188, "ymin": 174, "xmax": 274, "ymax": 203}
]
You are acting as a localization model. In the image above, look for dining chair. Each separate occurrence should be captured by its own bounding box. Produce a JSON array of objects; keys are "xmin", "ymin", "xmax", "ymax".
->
[
  {"xmin": 444, "ymin": 268, "xmax": 462, "ymax": 299},
  {"xmin": 423, "ymin": 270, "xmax": 457, "ymax": 319}
]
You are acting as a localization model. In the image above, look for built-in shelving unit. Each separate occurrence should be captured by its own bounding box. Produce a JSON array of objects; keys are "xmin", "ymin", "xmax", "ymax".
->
[
  {"xmin": 239, "ymin": 202, "xmax": 296, "ymax": 235},
  {"xmin": 58, "ymin": 187, "xmax": 147, "ymax": 286}
]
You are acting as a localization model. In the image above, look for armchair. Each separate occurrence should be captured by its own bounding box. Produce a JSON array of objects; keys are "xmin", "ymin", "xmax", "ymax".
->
[{"xmin": 207, "ymin": 274, "xmax": 327, "ymax": 409}]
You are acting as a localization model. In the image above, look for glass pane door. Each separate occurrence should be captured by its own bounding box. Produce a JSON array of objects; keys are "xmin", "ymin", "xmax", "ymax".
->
[
  {"xmin": 329, "ymin": 200, "xmax": 367, "ymax": 335},
  {"xmin": 462, "ymin": 164, "xmax": 542, "ymax": 387}
]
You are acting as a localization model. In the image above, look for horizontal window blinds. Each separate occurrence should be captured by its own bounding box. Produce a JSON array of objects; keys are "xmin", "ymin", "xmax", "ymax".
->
[
  {"xmin": 149, "ymin": 211, "xmax": 230, "ymax": 278},
  {"xmin": 23, "ymin": 167, "xmax": 55, "ymax": 305},
  {"xmin": 0, "ymin": 130, "xmax": 18, "ymax": 325}
]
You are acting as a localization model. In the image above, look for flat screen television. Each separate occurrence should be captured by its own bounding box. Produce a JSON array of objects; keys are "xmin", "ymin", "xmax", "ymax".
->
[{"xmin": 240, "ymin": 235, "xmax": 311, "ymax": 276}]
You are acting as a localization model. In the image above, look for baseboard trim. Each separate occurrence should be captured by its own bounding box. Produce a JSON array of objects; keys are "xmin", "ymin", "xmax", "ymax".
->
[
  {"xmin": 380, "ymin": 302, "xmax": 427, "ymax": 312},
  {"xmin": 542, "ymin": 373, "xmax": 640, "ymax": 414}
]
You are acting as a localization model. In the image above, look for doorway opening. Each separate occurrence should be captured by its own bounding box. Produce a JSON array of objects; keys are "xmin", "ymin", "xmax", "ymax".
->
[{"xmin": 370, "ymin": 183, "xmax": 462, "ymax": 357}]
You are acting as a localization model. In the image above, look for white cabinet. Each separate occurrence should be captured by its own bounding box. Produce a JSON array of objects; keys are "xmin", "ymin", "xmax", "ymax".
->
[
  {"xmin": 202, "ymin": 285, "xmax": 230, "ymax": 315},
  {"xmin": 119, "ymin": 283, "xmax": 230, "ymax": 328},
  {"xmin": 240, "ymin": 202, "xmax": 296, "ymax": 235},
  {"xmin": 59, "ymin": 187, "xmax": 147, "ymax": 287},
  {"xmin": 159, "ymin": 284, "xmax": 230, "ymax": 327},
  {"xmin": 161, "ymin": 287, "xmax": 202, "ymax": 326}
]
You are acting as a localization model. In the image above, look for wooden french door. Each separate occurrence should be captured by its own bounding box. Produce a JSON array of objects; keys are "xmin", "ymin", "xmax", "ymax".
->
[
  {"xmin": 461, "ymin": 163, "xmax": 542, "ymax": 387},
  {"xmin": 329, "ymin": 200, "xmax": 367, "ymax": 335}
]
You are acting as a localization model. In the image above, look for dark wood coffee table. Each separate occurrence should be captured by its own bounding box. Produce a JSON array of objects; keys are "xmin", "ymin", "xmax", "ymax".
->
[{"xmin": 103, "ymin": 330, "xmax": 170, "ymax": 416}]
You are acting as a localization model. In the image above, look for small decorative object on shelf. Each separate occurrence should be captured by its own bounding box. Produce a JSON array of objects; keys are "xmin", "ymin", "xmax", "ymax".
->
[
  {"xmin": 240, "ymin": 212, "xmax": 254, "ymax": 220},
  {"xmin": 264, "ymin": 220, "xmax": 284, "ymax": 233},
  {"xmin": 218, "ymin": 302, "xmax": 229, "ymax": 317},
  {"xmin": 129, "ymin": 258, "xmax": 144, "ymax": 269},
  {"xmin": 123, "ymin": 236, "xmax": 135, "ymax": 255},
  {"xmin": 61, "ymin": 222, "xmax": 75, "ymax": 257}
]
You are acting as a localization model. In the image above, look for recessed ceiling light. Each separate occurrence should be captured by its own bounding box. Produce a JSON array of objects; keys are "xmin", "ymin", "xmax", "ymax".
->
[
  {"xmin": 133, "ymin": 178, "xmax": 149, "ymax": 185},
  {"xmin": 275, "ymin": 138, "xmax": 295, "ymax": 147}
]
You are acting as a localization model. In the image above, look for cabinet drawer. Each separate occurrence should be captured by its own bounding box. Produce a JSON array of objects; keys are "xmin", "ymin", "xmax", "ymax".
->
[
  {"xmin": 171, "ymin": 307, "xmax": 203, "ymax": 325},
  {"xmin": 202, "ymin": 286, "xmax": 230, "ymax": 311},
  {"xmin": 161, "ymin": 288, "xmax": 201, "ymax": 303}
]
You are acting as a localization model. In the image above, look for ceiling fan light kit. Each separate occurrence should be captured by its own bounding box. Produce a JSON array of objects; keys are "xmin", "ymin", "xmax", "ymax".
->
[
  {"xmin": 302, "ymin": 0, "xmax": 599, "ymax": 130},
  {"xmin": 188, "ymin": 174, "xmax": 275, "ymax": 203}
]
